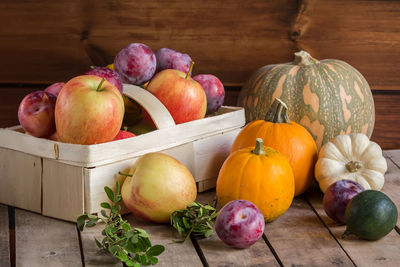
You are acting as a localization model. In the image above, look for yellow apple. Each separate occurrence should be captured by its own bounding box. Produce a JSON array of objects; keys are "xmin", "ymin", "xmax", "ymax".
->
[{"xmin": 121, "ymin": 152, "xmax": 197, "ymax": 223}]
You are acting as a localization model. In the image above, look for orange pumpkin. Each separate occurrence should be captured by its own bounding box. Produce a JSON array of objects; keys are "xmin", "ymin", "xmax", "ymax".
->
[
  {"xmin": 217, "ymin": 138, "xmax": 294, "ymax": 222},
  {"xmin": 231, "ymin": 98, "xmax": 318, "ymax": 196}
]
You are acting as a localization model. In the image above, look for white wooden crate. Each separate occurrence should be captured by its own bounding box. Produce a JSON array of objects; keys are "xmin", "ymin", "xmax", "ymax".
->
[{"xmin": 0, "ymin": 84, "xmax": 245, "ymax": 221}]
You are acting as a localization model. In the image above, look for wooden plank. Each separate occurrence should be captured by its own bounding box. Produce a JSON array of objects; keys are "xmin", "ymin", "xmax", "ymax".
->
[
  {"xmin": 0, "ymin": 147, "xmax": 42, "ymax": 213},
  {"xmin": 306, "ymin": 170, "xmax": 400, "ymax": 266},
  {"xmin": 382, "ymin": 151, "xmax": 400, "ymax": 228},
  {"xmin": 0, "ymin": 204, "xmax": 10, "ymax": 267},
  {"xmin": 0, "ymin": 0, "xmax": 297, "ymax": 84},
  {"xmin": 79, "ymin": 223, "xmax": 122, "ymax": 267},
  {"xmin": 125, "ymin": 215, "xmax": 203, "ymax": 267},
  {"xmin": 42, "ymin": 158, "xmax": 84, "ymax": 222},
  {"xmin": 195, "ymin": 190, "xmax": 280, "ymax": 266},
  {"xmin": 370, "ymin": 94, "xmax": 400, "ymax": 150},
  {"xmin": 265, "ymin": 196, "xmax": 354, "ymax": 266},
  {"xmin": 15, "ymin": 209, "xmax": 82, "ymax": 266}
]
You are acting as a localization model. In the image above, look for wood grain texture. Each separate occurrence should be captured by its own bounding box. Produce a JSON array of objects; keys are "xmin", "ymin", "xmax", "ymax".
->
[
  {"xmin": 15, "ymin": 209, "xmax": 82, "ymax": 266},
  {"xmin": 1, "ymin": 0, "xmax": 400, "ymax": 89},
  {"xmin": 371, "ymin": 94, "xmax": 400, "ymax": 149},
  {"xmin": 383, "ymin": 152, "xmax": 400, "ymax": 227},
  {"xmin": 305, "ymin": 157, "xmax": 400, "ymax": 266},
  {"xmin": 0, "ymin": 204, "xmax": 10, "ymax": 267},
  {"xmin": 265, "ymin": 197, "xmax": 354, "ymax": 266}
]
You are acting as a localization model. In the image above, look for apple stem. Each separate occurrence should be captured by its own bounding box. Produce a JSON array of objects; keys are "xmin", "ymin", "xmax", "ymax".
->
[
  {"xmin": 185, "ymin": 61, "xmax": 195, "ymax": 79},
  {"xmin": 141, "ymin": 81, "xmax": 149, "ymax": 89},
  {"xmin": 118, "ymin": 171, "xmax": 132, "ymax": 177},
  {"xmin": 96, "ymin": 78, "xmax": 106, "ymax": 92}
]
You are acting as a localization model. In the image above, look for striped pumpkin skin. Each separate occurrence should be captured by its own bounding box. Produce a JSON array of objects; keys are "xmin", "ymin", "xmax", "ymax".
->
[{"xmin": 237, "ymin": 51, "xmax": 375, "ymax": 150}]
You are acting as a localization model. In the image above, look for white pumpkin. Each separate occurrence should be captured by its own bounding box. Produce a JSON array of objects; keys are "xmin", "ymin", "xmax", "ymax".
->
[{"xmin": 315, "ymin": 133, "xmax": 387, "ymax": 193}]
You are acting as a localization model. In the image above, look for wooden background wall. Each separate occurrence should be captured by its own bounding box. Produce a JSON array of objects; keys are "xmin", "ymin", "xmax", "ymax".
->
[{"xmin": 1, "ymin": 0, "xmax": 399, "ymax": 148}]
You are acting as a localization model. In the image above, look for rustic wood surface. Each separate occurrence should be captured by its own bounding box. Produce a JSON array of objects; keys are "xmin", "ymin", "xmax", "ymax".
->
[
  {"xmin": 0, "ymin": 150, "xmax": 399, "ymax": 266},
  {"xmin": 15, "ymin": 209, "xmax": 82, "ymax": 266},
  {"xmin": 0, "ymin": 204, "xmax": 10, "ymax": 267}
]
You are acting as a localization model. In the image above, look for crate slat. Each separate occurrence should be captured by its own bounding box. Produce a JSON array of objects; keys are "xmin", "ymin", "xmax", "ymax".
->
[
  {"xmin": 0, "ymin": 148, "xmax": 42, "ymax": 212},
  {"xmin": 0, "ymin": 204, "xmax": 10, "ymax": 267}
]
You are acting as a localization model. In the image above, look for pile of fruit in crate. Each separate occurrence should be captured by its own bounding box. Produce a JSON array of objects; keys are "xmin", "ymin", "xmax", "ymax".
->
[
  {"xmin": 17, "ymin": 46, "xmax": 398, "ymax": 266},
  {"xmin": 17, "ymin": 43, "xmax": 226, "ymax": 145}
]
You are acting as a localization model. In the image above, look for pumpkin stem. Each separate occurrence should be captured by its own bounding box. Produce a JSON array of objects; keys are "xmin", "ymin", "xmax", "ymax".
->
[
  {"xmin": 251, "ymin": 138, "xmax": 266, "ymax": 155},
  {"xmin": 265, "ymin": 98, "xmax": 290, "ymax": 123},
  {"xmin": 292, "ymin": 51, "xmax": 319, "ymax": 66},
  {"xmin": 345, "ymin": 161, "xmax": 363, "ymax": 173}
]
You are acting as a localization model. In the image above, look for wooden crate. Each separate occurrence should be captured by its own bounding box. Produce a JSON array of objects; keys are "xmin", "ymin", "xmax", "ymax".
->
[{"xmin": 0, "ymin": 84, "xmax": 245, "ymax": 222}]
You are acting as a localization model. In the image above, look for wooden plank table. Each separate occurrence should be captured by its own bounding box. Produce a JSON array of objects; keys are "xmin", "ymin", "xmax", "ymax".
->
[{"xmin": 1, "ymin": 150, "xmax": 400, "ymax": 267}]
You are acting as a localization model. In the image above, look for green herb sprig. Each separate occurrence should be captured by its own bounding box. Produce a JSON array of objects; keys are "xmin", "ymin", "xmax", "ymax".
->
[
  {"xmin": 77, "ymin": 181, "xmax": 165, "ymax": 266},
  {"xmin": 170, "ymin": 201, "xmax": 217, "ymax": 243}
]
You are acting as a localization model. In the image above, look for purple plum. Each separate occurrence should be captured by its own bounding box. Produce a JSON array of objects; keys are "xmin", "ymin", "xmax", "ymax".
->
[
  {"xmin": 155, "ymin": 48, "xmax": 192, "ymax": 74},
  {"xmin": 18, "ymin": 91, "xmax": 57, "ymax": 138},
  {"xmin": 85, "ymin": 67, "xmax": 123, "ymax": 94},
  {"xmin": 44, "ymin": 82, "xmax": 65, "ymax": 97},
  {"xmin": 193, "ymin": 74, "xmax": 225, "ymax": 114},
  {"xmin": 323, "ymin": 179, "xmax": 365, "ymax": 224},
  {"xmin": 114, "ymin": 43, "xmax": 156, "ymax": 85},
  {"xmin": 215, "ymin": 200, "xmax": 265, "ymax": 248}
]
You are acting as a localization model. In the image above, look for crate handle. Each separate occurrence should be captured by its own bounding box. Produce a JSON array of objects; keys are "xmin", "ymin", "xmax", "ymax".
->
[{"xmin": 122, "ymin": 84, "xmax": 176, "ymax": 129}]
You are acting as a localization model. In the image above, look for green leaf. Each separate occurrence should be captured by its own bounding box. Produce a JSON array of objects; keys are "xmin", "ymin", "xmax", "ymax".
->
[
  {"xmin": 100, "ymin": 202, "xmax": 111, "ymax": 209},
  {"xmin": 76, "ymin": 214, "xmax": 88, "ymax": 231},
  {"xmin": 126, "ymin": 260, "xmax": 135, "ymax": 267},
  {"xmin": 146, "ymin": 245, "xmax": 165, "ymax": 257},
  {"xmin": 94, "ymin": 238, "xmax": 102, "ymax": 249},
  {"xmin": 87, "ymin": 214, "xmax": 98, "ymax": 220},
  {"xmin": 111, "ymin": 205, "xmax": 121, "ymax": 214},
  {"xmin": 104, "ymin": 186, "xmax": 115, "ymax": 202},
  {"xmin": 133, "ymin": 263, "xmax": 140, "ymax": 267},
  {"xmin": 101, "ymin": 210, "xmax": 108, "ymax": 218}
]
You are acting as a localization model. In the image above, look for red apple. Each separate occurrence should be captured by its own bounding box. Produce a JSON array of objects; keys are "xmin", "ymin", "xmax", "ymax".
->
[
  {"xmin": 146, "ymin": 68, "xmax": 207, "ymax": 124},
  {"xmin": 215, "ymin": 200, "xmax": 265, "ymax": 248},
  {"xmin": 121, "ymin": 152, "xmax": 197, "ymax": 223},
  {"xmin": 113, "ymin": 130, "xmax": 136, "ymax": 141},
  {"xmin": 193, "ymin": 74, "xmax": 225, "ymax": 114},
  {"xmin": 18, "ymin": 91, "xmax": 57, "ymax": 138},
  {"xmin": 44, "ymin": 82, "xmax": 65, "ymax": 97},
  {"xmin": 55, "ymin": 75, "xmax": 124, "ymax": 145}
]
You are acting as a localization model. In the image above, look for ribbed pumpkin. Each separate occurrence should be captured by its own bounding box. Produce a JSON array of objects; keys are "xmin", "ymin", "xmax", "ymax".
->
[
  {"xmin": 237, "ymin": 51, "xmax": 375, "ymax": 150},
  {"xmin": 231, "ymin": 98, "xmax": 318, "ymax": 196},
  {"xmin": 217, "ymin": 138, "xmax": 294, "ymax": 222}
]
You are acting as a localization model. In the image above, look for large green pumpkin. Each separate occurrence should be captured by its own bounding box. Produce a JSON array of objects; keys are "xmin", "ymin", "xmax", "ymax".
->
[{"xmin": 237, "ymin": 51, "xmax": 375, "ymax": 150}]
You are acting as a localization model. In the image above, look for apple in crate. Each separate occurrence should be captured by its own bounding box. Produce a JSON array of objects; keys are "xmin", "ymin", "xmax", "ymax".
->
[
  {"xmin": 18, "ymin": 91, "xmax": 57, "ymax": 138},
  {"xmin": 146, "ymin": 68, "xmax": 207, "ymax": 124},
  {"xmin": 193, "ymin": 74, "xmax": 225, "ymax": 114},
  {"xmin": 113, "ymin": 130, "xmax": 135, "ymax": 141},
  {"xmin": 44, "ymin": 82, "xmax": 65, "ymax": 97},
  {"xmin": 215, "ymin": 200, "xmax": 265, "ymax": 248},
  {"xmin": 55, "ymin": 75, "xmax": 124, "ymax": 145},
  {"xmin": 121, "ymin": 152, "xmax": 197, "ymax": 223}
]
